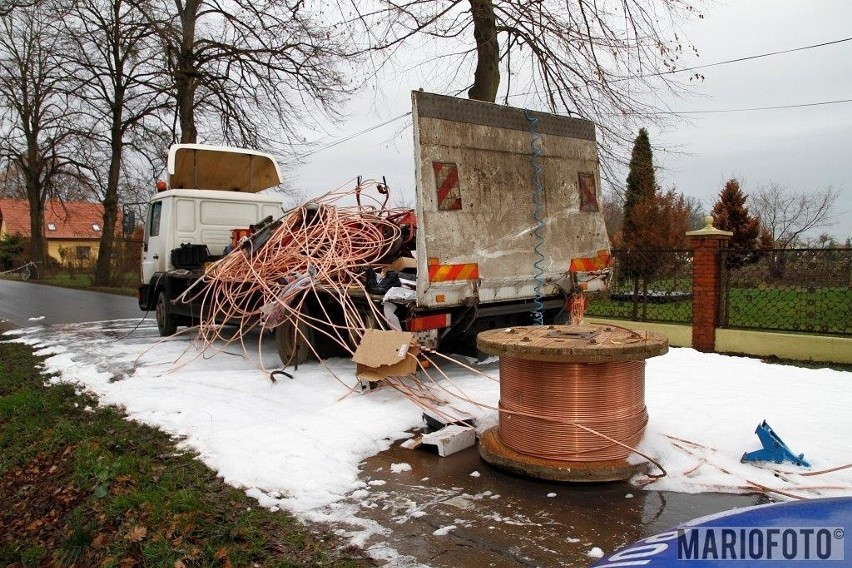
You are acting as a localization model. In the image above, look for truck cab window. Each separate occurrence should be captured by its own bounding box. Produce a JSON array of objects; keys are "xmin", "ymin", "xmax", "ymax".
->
[{"xmin": 149, "ymin": 201, "xmax": 162, "ymax": 237}]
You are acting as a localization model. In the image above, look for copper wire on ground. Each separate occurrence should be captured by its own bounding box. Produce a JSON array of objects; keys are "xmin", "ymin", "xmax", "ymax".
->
[{"xmin": 498, "ymin": 357, "xmax": 648, "ymax": 462}]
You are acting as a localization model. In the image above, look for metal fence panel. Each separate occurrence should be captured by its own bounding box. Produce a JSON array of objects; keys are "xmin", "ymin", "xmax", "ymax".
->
[
  {"xmin": 721, "ymin": 248, "xmax": 852, "ymax": 336},
  {"xmin": 585, "ymin": 249, "xmax": 693, "ymax": 324}
]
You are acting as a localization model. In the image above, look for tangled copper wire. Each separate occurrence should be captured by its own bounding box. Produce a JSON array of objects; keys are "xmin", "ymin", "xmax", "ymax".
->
[{"xmin": 177, "ymin": 179, "xmax": 407, "ymax": 359}]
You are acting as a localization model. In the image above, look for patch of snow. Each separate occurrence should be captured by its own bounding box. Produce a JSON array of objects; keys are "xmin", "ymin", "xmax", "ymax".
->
[
  {"xmin": 28, "ymin": 315, "xmax": 45, "ymax": 321},
  {"xmin": 625, "ymin": 493, "xmax": 634, "ymax": 499},
  {"xmin": 432, "ymin": 525, "xmax": 456, "ymax": 536},
  {"xmin": 587, "ymin": 547, "xmax": 604, "ymax": 559},
  {"xmin": 390, "ymin": 463, "xmax": 412, "ymax": 473},
  {"xmin": 469, "ymin": 470, "xmax": 481, "ymax": 477},
  {"xmin": 368, "ymin": 480, "xmax": 387, "ymax": 487},
  {"xmin": 546, "ymin": 492, "xmax": 557, "ymax": 498}
]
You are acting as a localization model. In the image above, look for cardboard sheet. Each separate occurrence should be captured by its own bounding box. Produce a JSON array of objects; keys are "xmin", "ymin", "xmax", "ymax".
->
[{"xmin": 352, "ymin": 329, "xmax": 419, "ymax": 382}]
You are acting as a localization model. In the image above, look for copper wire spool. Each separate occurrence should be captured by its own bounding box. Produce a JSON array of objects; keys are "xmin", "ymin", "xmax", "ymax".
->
[
  {"xmin": 498, "ymin": 357, "xmax": 647, "ymax": 462},
  {"xmin": 476, "ymin": 324, "xmax": 669, "ymax": 478}
]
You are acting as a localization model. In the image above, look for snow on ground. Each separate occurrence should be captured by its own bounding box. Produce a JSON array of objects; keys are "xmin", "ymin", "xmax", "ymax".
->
[
  {"xmin": 640, "ymin": 349, "xmax": 852, "ymax": 497},
  {"xmin": 7, "ymin": 319, "xmax": 852, "ymax": 542}
]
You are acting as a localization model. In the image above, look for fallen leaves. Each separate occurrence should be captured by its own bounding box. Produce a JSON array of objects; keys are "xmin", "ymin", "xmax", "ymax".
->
[
  {"xmin": 125, "ymin": 524, "xmax": 148, "ymax": 542},
  {"xmin": 215, "ymin": 546, "xmax": 233, "ymax": 567}
]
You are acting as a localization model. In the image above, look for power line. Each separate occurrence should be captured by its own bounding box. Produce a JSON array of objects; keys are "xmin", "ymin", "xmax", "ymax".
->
[
  {"xmin": 655, "ymin": 36, "xmax": 852, "ymax": 77},
  {"xmin": 665, "ymin": 98, "xmax": 852, "ymax": 115},
  {"xmin": 508, "ymin": 36, "xmax": 852, "ymax": 98},
  {"xmin": 296, "ymin": 112, "xmax": 412, "ymax": 159}
]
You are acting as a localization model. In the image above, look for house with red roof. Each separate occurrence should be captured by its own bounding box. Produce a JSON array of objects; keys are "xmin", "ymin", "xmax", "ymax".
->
[{"xmin": 0, "ymin": 199, "xmax": 116, "ymax": 266}]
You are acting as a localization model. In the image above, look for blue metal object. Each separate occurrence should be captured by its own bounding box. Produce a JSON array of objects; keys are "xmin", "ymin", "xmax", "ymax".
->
[{"xmin": 741, "ymin": 420, "xmax": 810, "ymax": 467}]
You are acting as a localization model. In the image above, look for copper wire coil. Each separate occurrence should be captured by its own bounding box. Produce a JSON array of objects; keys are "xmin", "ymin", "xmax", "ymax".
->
[{"xmin": 498, "ymin": 357, "xmax": 648, "ymax": 462}]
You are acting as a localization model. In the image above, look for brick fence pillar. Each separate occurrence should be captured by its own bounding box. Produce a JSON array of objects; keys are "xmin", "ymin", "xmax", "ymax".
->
[{"xmin": 686, "ymin": 216, "xmax": 732, "ymax": 352}]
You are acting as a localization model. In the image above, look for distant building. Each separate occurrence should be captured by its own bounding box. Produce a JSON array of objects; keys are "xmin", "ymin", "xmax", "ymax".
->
[{"xmin": 0, "ymin": 199, "xmax": 117, "ymax": 266}]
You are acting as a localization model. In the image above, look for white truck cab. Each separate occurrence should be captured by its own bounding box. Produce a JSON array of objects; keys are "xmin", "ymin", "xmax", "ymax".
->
[{"xmin": 139, "ymin": 145, "xmax": 286, "ymax": 332}]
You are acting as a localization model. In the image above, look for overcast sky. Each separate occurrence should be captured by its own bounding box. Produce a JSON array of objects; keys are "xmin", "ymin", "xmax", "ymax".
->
[{"xmin": 292, "ymin": 0, "xmax": 852, "ymax": 242}]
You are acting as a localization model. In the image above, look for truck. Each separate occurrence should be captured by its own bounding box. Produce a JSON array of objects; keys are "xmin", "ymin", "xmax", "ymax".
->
[{"xmin": 139, "ymin": 91, "xmax": 611, "ymax": 363}]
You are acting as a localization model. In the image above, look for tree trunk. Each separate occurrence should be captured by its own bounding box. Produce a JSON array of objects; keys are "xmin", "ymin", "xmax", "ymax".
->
[
  {"xmin": 630, "ymin": 275, "xmax": 639, "ymax": 321},
  {"xmin": 94, "ymin": 138, "xmax": 122, "ymax": 286},
  {"xmin": 176, "ymin": 0, "xmax": 199, "ymax": 143},
  {"xmin": 26, "ymin": 182, "xmax": 46, "ymax": 269},
  {"xmin": 467, "ymin": 0, "xmax": 500, "ymax": 102}
]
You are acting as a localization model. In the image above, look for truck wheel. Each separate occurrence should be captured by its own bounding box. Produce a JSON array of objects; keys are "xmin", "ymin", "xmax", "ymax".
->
[
  {"xmin": 155, "ymin": 291, "xmax": 178, "ymax": 336},
  {"xmin": 275, "ymin": 318, "xmax": 310, "ymax": 366}
]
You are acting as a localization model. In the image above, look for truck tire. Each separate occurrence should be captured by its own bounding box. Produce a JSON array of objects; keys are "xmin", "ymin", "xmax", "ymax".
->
[
  {"xmin": 275, "ymin": 318, "xmax": 310, "ymax": 366},
  {"xmin": 156, "ymin": 291, "xmax": 178, "ymax": 337}
]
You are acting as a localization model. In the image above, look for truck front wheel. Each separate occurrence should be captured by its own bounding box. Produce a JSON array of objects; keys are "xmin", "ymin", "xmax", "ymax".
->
[
  {"xmin": 275, "ymin": 318, "xmax": 310, "ymax": 366},
  {"xmin": 156, "ymin": 291, "xmax": 178, "ymax": 337}
]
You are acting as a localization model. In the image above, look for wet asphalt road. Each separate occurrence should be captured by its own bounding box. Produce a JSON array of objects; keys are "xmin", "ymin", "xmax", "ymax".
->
[
  {"xmin": 0, "ymin": 278, "xmax": 148, "ymax": 329},
  {"xmin": 355, "ymin": 434, "xmax": 767, "ymax": 567},
  {"xmin": 0, "ymin": 278, "xmax": 769, "ymax": 566}
]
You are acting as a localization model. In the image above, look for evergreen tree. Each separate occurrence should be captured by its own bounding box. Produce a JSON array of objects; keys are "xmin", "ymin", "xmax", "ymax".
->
[
  {"xmin": 711, "ymin": 179, "xmax": 761, "ymax": 268},
  {"xmin": 622, "ymin": 128, "xmax": 656, "ymax": 248},
  {"xmin": 619, "ymin": 128, "xmax": 693, "ymax": 320}
]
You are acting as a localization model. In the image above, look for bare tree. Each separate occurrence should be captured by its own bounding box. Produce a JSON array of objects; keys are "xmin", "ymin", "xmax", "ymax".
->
[
  {"xmin": 684, "ymin": 195, "xmax": 706, "ymax": 231},
  {"xmin": 0, "ymin": 1, "xmax": 80, "ymax": 266},
  {"xmin": 752, "ymin": 183, "xmax": 839, "ymax": 248},
  {"xmin": 148, "ymin": 0, "xmax": 354, "ymax": 149},
  {"xmin": 340, "ymin": 0, "xmax": 702, "ymax": 182},
  {"xmin": 61, "ymin": 0, "xmax": 172, "ymax": 285},
  {"xmin": 0, "ymin": 0, "xmax": 38, "ymax": 17}
]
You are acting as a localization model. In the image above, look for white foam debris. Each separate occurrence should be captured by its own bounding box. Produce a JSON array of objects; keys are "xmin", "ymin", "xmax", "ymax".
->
[
  {"xmin": 587, "ymin": 547, "xmax": 604, "ymax": 558},
  {"xmin": 433, "ymin": 525, "xmax": 457, "ymax": 536}
]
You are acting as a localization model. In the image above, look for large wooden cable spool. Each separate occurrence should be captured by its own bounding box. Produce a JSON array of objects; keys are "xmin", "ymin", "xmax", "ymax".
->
[{"xmin": 477, "ymin": 324, "xmax": 668, "ymax": 482}]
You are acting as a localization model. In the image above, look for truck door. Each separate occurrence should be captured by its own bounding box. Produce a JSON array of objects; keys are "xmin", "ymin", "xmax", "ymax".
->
[
  {"xmin": 141, "ymin": 198, "xmax": 168, "ymax": 283},
  {"xmin": 411, "ymin": 91, "xmax": 611, "ymax": 309}
]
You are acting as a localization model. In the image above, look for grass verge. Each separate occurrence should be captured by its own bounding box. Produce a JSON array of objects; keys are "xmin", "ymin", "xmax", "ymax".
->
[
  {"xmin": 0, "ymin": 340, "xmax": 371, "ymax": 568},
  {"xmin": 34, "ymin": 272, "xmax": 138, "ymax": 297}
]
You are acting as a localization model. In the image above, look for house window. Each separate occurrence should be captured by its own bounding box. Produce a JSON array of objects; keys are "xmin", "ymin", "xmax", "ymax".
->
[
  {"xmin": 75, "ymin": 246, "xmax": 91, "ymax": 260},
  {"xmin": 92, "ymin": 223, "xmax": 101, "ymax": 231},
  {"xmin": 47, "ymin": 223, "xmax": 56, "ymax": 231}
]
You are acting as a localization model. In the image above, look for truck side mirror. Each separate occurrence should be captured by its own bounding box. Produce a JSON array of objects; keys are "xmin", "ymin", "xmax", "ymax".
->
[{"xmin": 123, "ymin": 210, "xmax": 136, "ymax": 235}]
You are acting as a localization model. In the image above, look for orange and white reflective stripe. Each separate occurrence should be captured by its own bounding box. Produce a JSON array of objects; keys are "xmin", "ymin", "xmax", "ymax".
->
[
  {"xmin": 428, "ymin": 263, "xmax": 479, "ymax": 282},
  {"xmin": 569, "ymin": 250, "xmax": 612, "ymax": 272},
  {"xmin": 408, "ymin": 313, "xmax": 451, "ymax": 331}
]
